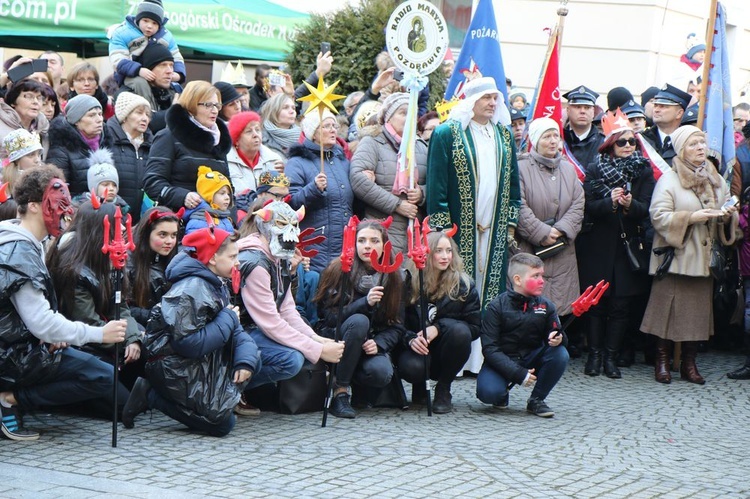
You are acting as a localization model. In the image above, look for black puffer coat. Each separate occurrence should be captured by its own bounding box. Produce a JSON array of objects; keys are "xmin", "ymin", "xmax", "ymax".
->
[
  {"xmin": 104, "ymin": 117, "xmax": 153, "ymax": 223},
  {"xmin": 46, "ymin": 116, "xmax": 107, "ymax": 197},
  {"xmin": 142, "ymin": 104, "xmax": 232, "ymax": 211},
  {"xmin": 126, "ymin": 254, "xmax": 170, "ymax": 328},
  {"xmin": 143, "ymin": 252, "xmax": 259, "ymax": 425}
]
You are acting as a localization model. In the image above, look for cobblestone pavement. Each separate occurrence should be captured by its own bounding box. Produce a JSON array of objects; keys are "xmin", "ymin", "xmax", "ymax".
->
[{"xmin": 2, "ymin": 351, "xmax": 749, "ymax": 498}]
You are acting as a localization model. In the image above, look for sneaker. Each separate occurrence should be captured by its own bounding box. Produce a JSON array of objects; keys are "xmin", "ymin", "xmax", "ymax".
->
[
  {"xmin": 330, "ymin": 392, "xmax": 355, "ymax": 419},
  {"xmin": 492, "ymin": 393, "xmax": 509, "ymax": 409},
  {"xmin": 526, "ymin": 397, "xmax": 554, "ymax": 418},
  {"xmin": 432, "ymin": 382, "xmax": 452, "ymax": 414},
  {"xmin": 1, "ymin": 403, "xmax": 39, "ymax": 441},
  {"xmin": 234, "ymin": 394, "xmax": 261, "ymax": 416},
  {"xmin": 122, "ymin": 377, "xmax": 151, "ymax": 429}
]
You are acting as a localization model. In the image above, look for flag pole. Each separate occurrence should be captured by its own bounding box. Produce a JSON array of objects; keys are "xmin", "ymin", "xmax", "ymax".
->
[
  {"xmin": 697, "ymin": 0, "xmax": 719, "ymax": 130},
  {"xmin": 556, "ymin": 0, "xmax": 569, "ymax": 55}
]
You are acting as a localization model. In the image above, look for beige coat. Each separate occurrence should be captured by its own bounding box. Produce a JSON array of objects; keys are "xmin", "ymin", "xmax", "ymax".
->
[
  {"xmin": 648, "ymin": 159, "xmax": 738, "ymax": 277},
  {"xmin": 514, "ymin": 151, "xmax": 585, "ymax": 315}
]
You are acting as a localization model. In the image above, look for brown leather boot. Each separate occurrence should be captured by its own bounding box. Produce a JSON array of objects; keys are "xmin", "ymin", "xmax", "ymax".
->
[
  {"xmin": 680, "ymin": 341, "xmax": 705, "ymax": 384},
  {"xmin": 654, "ymin": 338, "xmax": 672, "ymax": 384}
]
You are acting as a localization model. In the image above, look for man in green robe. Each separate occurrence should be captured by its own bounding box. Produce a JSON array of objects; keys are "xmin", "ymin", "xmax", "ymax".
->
[{"xmin": 427, "ymin": 76, "xmax": 520, "ymax": 308}]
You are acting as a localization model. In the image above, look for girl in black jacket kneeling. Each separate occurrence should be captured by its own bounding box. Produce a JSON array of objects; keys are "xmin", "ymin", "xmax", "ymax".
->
[{"xmin": 399, "ymin": 231, "xmax": 481, "ymax": 414}]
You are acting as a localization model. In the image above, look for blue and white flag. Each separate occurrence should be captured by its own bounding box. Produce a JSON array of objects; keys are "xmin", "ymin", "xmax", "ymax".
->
[
  {"xmin": 702, "ymin": 2, "xmax": 735, "ymax": 176},
  {"xmin": 444, "ymin": 0, "xmax": 507, "ymax": 102}
]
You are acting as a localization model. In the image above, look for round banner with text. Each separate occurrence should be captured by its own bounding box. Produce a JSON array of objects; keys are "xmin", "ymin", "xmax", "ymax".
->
[{"xmin": 385, "ymin": 0, "xmax": 449, "ymax": 76}]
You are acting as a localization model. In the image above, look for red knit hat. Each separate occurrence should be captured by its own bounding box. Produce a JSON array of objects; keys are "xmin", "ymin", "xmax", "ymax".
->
[
  {"xmin": 227, "ymin": 111, "xmax": 261, "ymax": 145},
  {"xmin": 182, "ymin": 226, "xmax": 232, "ymax": 264}
]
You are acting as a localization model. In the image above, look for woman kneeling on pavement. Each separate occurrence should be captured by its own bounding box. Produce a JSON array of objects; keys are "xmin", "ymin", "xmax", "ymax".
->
[
  {"xmin": 398, "ymin": 229, "xmax": 480, "ymax": 413},
  {"xmin": 315, "ymin": 219, "xmax": 409, "ymax": 419}
]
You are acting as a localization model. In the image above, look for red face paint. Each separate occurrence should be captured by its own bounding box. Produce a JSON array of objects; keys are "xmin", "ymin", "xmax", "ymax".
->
[{"xmin": 521, "ymin": 269, "xmax": 545, "ymax": 297}]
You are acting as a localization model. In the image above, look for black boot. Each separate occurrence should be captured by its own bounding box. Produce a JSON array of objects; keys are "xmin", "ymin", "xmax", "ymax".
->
[
  {"xmin": 330, "ymin": 391, "xmax": 356, "ymax": 419},
  {"xmin": 584, "ymin": 314, "xmax": 605, "ymax": 376},
  {"xmin": 122, "ymin": 377, "xmax": 151, "ymax": 429},
  {"xmin": 412, "ymin": 382, "xmax": 428, "ymax": 405},
  {"xmin": 603, "ymin": 317, "xmax": 626, "ymax": 379},
  {"xmin": 727, "ymin": 362, "xmax": 750, "ymax": 379},
  {"xmin": 432, "ymin": 382, "xmax": 452, "ymax": 414}
]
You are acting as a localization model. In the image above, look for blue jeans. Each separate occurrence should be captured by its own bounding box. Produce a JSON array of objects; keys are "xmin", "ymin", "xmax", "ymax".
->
[
  {"xmin": 244, "ymin": 329, "xmax": 305, "ymax": 390},
  {"xmin": 15, "ymin": 347, "xmax": 130, "ymax": 411},
  {"xmin": 296, "ymin": 267, "xmax": 320, "ymax": 326},
  {"xmin": 476, "ymin": 345, "xmax": 569, "ymax": 404},
  {"xmin": 147, "ymin": 389, "xmax": 235, "ymax": 437}
]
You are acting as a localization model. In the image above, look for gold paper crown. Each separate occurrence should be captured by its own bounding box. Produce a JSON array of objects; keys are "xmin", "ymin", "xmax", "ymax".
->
[
  {"xmin": 258, "ymin": 171, "xmax": 290, "ymax": 188},
  {"xmin": 220, "ymin": 61, "xmax": 249, "ymax": 87},
  {"xmin": 436, "ymin": 97, "xmax": 460, "ymax": 123}
]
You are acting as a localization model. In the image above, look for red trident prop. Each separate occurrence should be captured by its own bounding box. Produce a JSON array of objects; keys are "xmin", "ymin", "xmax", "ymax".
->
[
  {"xmin": 100, "ymin": 206, "xmax": 135, "ymax": 448},
  {"xmin": 297, "ymin": 227, "xmax": 327, "ymax": 259},
  {"xmin": 370, "ymin": 241, "xmax": 403, "ymax": 275},
  {"xmin": 322, "ymin": 215, "xmax": 360, "ymax": 428}
]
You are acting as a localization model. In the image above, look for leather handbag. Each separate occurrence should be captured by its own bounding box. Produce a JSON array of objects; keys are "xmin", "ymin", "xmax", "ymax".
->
[
  {"xmin": 533, "ymin": 218, "xmax": 567, "ymax": 260},
  {"xmin": 709, "ymin": 240, "xmax": 727, "ymax": 281},
  {"xmin": 619, "ymin": 215, "xmax": 649, "ymax": 272},
  {"xmin": 278, "ymin": 360, "xmax": 327, "ymax": 415}
]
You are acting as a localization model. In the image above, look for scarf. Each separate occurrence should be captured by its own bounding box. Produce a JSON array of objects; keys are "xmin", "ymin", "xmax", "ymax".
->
[
  {"xmin": 263, "ymin": 120, "xmax": 301, "ymax": 154},
  {"xmin": 189, "ymin": 116, "xmax": 220, "ymax": 146},
  {"xmin": 673, "ymin": 155, "xmax": 721, "ymax": 209},
  {"xmin": 589, "ymin": 151, "xmax": 648, "ymax": 198},
  {"xmin": 125, "ymin": 129, "xmax": 144, "ymax": 151},
  {"xmin": 385, "ymin": 123, "xmax": 402, "ymax": 145},
  {"xmin": 354, "ymin": 271, "xmax": 383, "ymax": 296},
  {"xmin": 80, "ymin": 131, "xmax": 100, "ymax": 152},
  {"xmin": 236, "ymin": 146, "xmax": 259, "ymax": 168},
  {"xmin": 530, "ymin": 149, "xmax": 561, "ymax": 170}
]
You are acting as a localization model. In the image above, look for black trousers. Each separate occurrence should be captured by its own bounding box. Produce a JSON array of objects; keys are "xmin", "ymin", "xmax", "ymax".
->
[
  {"xmin": 334, "ymin": 314, "xmax": 393, "ymax": 389},
  {"xmin": 397, "ymin": 320, "xmax": 473, "ymax": 385}
]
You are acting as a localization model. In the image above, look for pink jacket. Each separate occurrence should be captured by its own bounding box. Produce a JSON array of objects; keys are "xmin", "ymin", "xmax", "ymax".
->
[{"xmin": 237, "ymin": 233, "xmax": 322, "ymax": 363}]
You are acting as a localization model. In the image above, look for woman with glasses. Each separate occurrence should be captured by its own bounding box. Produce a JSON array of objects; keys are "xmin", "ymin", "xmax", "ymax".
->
[
  {"xmin": 0, "ymin": 79, "xmax": 50, "ymax": 159},
  {"xmin": 576, "ymin": 110, "xmax": 655, "ymax": 379},
  {"xmin": 143, "ymin": 81, "xmax": 233, "ymax": 211},
  {"xmin": 226, "ymin": 111, "xmax": 283, "ymax": 195},
  {"xmin": 286, "ymin": 110, "xmax": 353, "ymax": 274},
  {"xmin": 66, "ymin": 62, "xmax": 115, "ymax": 121}
]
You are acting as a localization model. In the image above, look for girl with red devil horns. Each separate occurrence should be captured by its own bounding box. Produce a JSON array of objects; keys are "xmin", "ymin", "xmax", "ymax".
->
[
  {"xmin": 314, "ymin": 216, "xmax": 410, "ymax": 419},
  {"xmin": 399, "ymin": 220, "xmax": 481, "ymax": 414}
]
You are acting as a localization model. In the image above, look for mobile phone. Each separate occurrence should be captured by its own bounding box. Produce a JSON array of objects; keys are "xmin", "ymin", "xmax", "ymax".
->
[
  {"xmin": 320, "ymin": 42, "xmax": 331, "ymax": 55},
  {"xmin": 722, "ymin": 195, "xmax": 739, "ymax": 210},
  {"xmin": 623, "ymin": 182, "xmax": 632, "ymax": 195},
  {"xmin": 268, "ymin": 72, "xmax": 286, "ymax": 87},
  {"xmin": 393, "ymin": 68, "xmax": 404, "ymax": 82}
]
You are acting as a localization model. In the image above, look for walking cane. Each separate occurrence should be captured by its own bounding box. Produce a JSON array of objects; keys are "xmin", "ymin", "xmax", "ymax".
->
[
  {"xmin": 101, "ymin": 204, "xmax": 135, "ymax": 448},
  {"xmin": 407, "ymin": 218, "xmax": 433, "ymax": 415},
  {"xmin": 506, "ymin": 279, "xmax": 609, "ymax": 391},
  {"xmin": 322, "ymin": 216, "xmax": 357, "ymax": 427}
]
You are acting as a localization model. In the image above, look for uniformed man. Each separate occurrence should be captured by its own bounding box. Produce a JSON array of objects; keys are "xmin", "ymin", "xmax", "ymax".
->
[
  {"xmin": 562, "ymin": 85, "xmax": 604, "ymax": 172},
  {"xmin": 640, "ymin": 83, "xmax": 692, "ymax": 167}
]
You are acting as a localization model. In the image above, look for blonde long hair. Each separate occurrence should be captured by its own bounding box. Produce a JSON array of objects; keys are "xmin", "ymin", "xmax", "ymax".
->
[{"xmin": 408, "ymin": 232, "xmax": 471, "ymax": 304}]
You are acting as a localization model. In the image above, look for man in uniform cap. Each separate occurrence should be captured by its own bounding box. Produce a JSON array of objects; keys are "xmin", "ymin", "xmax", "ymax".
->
[
  {"xmin": 427, "ymin": 76, "xmax": 521, "ymax": 374},
  {"xmin": 509, "ymin": 107, "xmax": 527, "ymax": 151},
  {"xmin": 622, "ymin": 99, "xmax": 647, "ymax": 133},
  {"xmin": 641, "ymin": 83, "xmax": 692, "ymax": 166},
  {"xmin": 562, "ymin": 85, "xmax": 604, "ymax": 172}
]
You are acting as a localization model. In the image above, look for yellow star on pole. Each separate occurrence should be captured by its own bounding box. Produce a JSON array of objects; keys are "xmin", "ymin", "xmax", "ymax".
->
[{"xmin": 297, "ymin": 74, "xmax": 346, "ymax": 116}]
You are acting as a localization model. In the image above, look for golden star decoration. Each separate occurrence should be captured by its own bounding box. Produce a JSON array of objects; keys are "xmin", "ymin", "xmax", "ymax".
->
[{"xmin": 297, "ymin": 75, "xmax": 346, "ymax": 116}]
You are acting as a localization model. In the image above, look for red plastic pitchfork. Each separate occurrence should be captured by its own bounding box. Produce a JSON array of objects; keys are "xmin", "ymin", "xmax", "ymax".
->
[{"xmin": 101, "ymin": 205, "xmax": 135, "ymax": 447}]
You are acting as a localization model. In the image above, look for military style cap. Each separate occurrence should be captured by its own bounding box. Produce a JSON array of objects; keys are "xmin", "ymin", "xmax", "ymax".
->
[
  {"xmin": 621, "ymin": 99, "xmax": 646, "ymax": 119},
  {"xmin": 681, "ymin": 103, "xmax": 699, "ymax": 125},
  {"xmin": 562, "ymin": 85, "xmax": 599, "ymax": 106},
  {"xmin": 653, "ymin": 83, "xmax": 692, "ymax": 110},
  {"xmin": 509, "ymin": 107, "xmax": 526, "ymax": 122}
]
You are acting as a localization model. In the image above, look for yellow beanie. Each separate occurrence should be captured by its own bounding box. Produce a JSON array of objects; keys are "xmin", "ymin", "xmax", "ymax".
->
[{"xmin": 196, "ymin": 166, "xmax": 232, "ymax": 209}]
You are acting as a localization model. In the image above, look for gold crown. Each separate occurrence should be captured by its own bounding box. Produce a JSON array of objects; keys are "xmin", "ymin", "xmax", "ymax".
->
[
  {"xmin": 258, "ymin": 171, "xmax": 290, "ymax": 188},
  {"xmin": 436, "ymin": 97, "xmax": 460, "ymax": 123}
]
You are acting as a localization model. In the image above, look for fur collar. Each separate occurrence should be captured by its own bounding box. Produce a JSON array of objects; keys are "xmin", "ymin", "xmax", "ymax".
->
[
  {"xmin": 48, "ymin": 116, "xmax": 103, "ymax": 152},
  {"xmin": 673, "ymin": 155, "xmax": 721, "ymax": 208},
  {"xmin": 165, "ymin": 104, "xmax": 232, "ymax": 156}
]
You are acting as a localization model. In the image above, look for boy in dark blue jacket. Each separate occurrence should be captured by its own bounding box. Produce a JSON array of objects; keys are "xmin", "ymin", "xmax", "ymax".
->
[
  {"xmin": 476, "ymin": 253, "xmax": 569, "ymax": 417},
  {"xmin": 123, "ymin": 226, "xmax": 258, "ymax": 436}
]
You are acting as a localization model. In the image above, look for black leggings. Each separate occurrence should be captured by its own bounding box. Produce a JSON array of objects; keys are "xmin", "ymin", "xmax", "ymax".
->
[{"xmin": 398, "ymin": 320, "xmax": 473, "ymax": 385}]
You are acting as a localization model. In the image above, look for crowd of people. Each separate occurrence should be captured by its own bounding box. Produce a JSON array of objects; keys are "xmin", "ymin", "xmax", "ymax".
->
[{"xmin": 1, "ymin": 0, "xmax": 750, "ymax": 441}]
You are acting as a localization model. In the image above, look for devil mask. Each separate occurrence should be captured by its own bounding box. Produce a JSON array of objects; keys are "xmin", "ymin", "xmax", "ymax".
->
[
  {"xmin": 42, "ymin": 178, "xmax": 73, "ymax": 237},
  {"xmin": 254, "ymin": 201, "xmax": 305, "ymax": 260}
]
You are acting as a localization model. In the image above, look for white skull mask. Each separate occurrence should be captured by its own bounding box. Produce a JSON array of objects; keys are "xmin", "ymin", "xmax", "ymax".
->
[{"xmin": 254, "ymin": 201, "xmax": 304, "ymax": 260}]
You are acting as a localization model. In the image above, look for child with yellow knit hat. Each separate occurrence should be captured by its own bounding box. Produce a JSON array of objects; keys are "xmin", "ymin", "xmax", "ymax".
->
[{"xmin": 184, "ymin": 166, "xmax": 235, "ymax": 235}]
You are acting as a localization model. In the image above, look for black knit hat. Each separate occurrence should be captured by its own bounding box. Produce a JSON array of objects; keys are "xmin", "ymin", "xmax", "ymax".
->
[
  {"xmin": 139, "ymin": 42, "xmax": 173, "ymax": 70},
  {"xmin": 135, "ymin": 0, "xmax": 164, "ymax": 27},
  {"xmin": 214, "ymin": 81, "xmax": 241, "ymax": 106},
  {"xmin": 607, "ymin": 87, "xmax": 633, "ymax": 112},
  {"xmin": 640, "ymin": 86, "xmax": 660, "ymax": 107}
]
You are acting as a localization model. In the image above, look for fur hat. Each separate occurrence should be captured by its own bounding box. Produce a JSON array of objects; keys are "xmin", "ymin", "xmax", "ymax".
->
[
  {"xmin": 2, "ymin": 129, "xmax": 42, "ymax": 164},
  {"xmin": 378, "ymin": 92, "xmax": 409, "ymax": 125},
  {"xmin": 301, "ymin": 109, "xmax": 336, "ymax": 141},
  {"xmin": 227, "ymin": 111, "xmax": 261, "ymax": 145},
  {"xmin": 135, "ymin": 0, "xmax": 164, "ymax": 26},
  {"xmin": 196, "ymin": 165, "xmax": 231, "ymax": 207},
  {"xmin": 182, "ymin": 227, "xmax": 232, "ymax": 265},
  {"xmin": 65, "ymin": 94, "xmax": 102, "ymax": 125},
  {"xmin": 115, "ymin": 92, "xmax": 151, "ymax": 123},
  {"xmin": 87, "ymin": 149, "xmax": 119, "ymax": 191}
]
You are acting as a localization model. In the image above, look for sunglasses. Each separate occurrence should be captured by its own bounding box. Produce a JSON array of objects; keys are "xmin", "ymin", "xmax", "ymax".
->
[{"xmin": 615, "ymin": 138, "xmax": 637, "ymax": 147}]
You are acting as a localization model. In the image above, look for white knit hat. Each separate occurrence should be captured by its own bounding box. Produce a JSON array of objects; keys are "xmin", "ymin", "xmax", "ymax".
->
[
  {"xmin": 301, "ymin": 109, "xmax": 336, "ymax": 141},
  {"xmin": 528, "ymin": 117, "xmax": 559, "ymax": 150},
  {"xmin": 2, "ymin": 129, "xmax": 42, "ymax": 163},
  {"xmin": 115, "ymin": 92, "xmax": 151, "ymax": 123},
  {"xmin": 87, "ymin": 148, "xmax": 119, "ymax": 192}
]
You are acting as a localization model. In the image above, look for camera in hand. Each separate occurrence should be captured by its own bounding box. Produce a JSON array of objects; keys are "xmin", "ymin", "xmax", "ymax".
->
[{"xmin": 393, "ymin": 68, "xmax": 405, "ymax": 82}]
